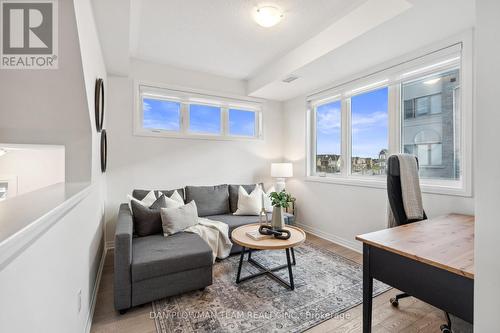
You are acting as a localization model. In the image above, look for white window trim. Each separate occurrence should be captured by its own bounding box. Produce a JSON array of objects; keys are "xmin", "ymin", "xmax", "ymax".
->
[
  {"xmin": 305, "ymin": 31, "xmax": 473, "ymax": 197},
  {"xmin": 134, "ymin": 81, "xmax": 264, "ymax": 141}
]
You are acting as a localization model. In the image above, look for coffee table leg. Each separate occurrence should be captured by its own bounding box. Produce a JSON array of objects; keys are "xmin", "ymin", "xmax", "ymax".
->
[
  {"xmin": 248, "ymin": 248, "xmax": 252, "ymax": 261},
  {"xmin": 236, "ymin": 247, "xmax": 246, "ymax": 283},
  {"xmin": 291, "ymin": 247, "xmax": 296, "ymax": 265},
  {"xmin": 285, "ymin": 248, "xmax": 295, "ymax": 290}
]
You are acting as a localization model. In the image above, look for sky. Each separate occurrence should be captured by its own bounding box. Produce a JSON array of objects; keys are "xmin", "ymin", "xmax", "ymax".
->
[
  {"xmin": 143, "ymin": 99, "xmax": 255, "ymax": 136},
  {"xmin": 188, "ymin": 104, "xmax": 221, "ymax": 133},
  {"xmin": 143, "ymin": 98, "xmax": 180, "ymax": 131},
  {"xmin": 229, "ymin": 109, "xmax": 255, "ymax": 136},
  {"xmin": 316, "ymin": 87, "xmax": 388, "ymax": 158}
]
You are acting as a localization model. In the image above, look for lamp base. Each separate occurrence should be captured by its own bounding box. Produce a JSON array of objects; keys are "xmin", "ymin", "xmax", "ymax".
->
[{"xmin": 275, "ymin": 178, "xmax": 286, "ymax": 192}]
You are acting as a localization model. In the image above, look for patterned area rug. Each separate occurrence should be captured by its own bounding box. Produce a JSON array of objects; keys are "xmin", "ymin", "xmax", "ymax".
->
[{"xmin": 152, "ymin": 241, "xmax": 390, "ymax": 333}]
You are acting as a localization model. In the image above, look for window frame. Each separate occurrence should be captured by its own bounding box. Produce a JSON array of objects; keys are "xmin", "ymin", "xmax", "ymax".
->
[
  {"xmin": 134, "ymin": 82, "xmax": 263, "ymax": 141},
  {"xmin": 306, "ymin": 35, "xmax": 473, "ymax": 197}
]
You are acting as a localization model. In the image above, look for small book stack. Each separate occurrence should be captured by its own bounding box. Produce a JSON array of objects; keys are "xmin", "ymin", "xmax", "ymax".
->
[{"xmin": 246, "ymin": 230, "xmax": 273, "ymax": 241}]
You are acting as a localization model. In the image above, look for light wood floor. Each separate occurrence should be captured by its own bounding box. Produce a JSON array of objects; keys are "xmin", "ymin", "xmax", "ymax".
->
[{"xmin": 91, "ymin": 233, "xmax": 446, "ymax": 333}]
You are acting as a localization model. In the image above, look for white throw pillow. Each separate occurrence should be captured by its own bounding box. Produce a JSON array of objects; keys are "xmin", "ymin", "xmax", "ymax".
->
[
  {"xmin": 159, "ymin": 190, "xmax": 184, "ymax": 209},
  {"xmin": 161, "ymin": 190, "xmax": 184, "ymax": 205},
  {"xmin": 234, "ymin": 185, "xmax": 263, "ymax": 216},
  {"xmin": 161, "ymin": 200, "xmax": 199, "ymax": 236},
  {"xmin": 127, "ymin": 190, "xmax": 157, "ymax": 211},
  {"xmin": 261, "ymin": 185, "xmax": 275, "ymax": 212}
]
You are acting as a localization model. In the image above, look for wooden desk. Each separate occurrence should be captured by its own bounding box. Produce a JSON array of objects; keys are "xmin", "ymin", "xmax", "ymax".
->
[{"xmin": 356, "ymin": 214, "xmax": 474, "ymax": 333}]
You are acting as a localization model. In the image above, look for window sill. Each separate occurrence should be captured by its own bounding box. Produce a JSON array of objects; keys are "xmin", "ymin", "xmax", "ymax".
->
[
  {"xmin": 133, "ymin": 129, "xmax": 263, "ymax": 142},
  {"xmin": 305, "ymin": 175, "xmax": 471, "ymax": 197}
]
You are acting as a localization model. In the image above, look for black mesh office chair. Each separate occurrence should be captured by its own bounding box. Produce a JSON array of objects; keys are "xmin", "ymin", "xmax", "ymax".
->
[{"xmin": 387, "ymin": 155, "xmax": 452, "ymax": 333}]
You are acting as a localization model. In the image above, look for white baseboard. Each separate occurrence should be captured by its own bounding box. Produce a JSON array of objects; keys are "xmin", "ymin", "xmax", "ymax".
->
[
  {"xmin": 294, "ymin": 222, "xmax": 362, "ymax": 254},
  {"xmin": 105, "ymin": 240, "xmax": 114, "ymax": 250},
  {"xmin": 84, "ymin": 246, "xmax": 107, "ymax": 333}
]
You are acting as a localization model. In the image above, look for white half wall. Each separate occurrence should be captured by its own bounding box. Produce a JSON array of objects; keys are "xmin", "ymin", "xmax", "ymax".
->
[
  {"xmin": 104, "ymin": 62, "xmax": 284, "ymax": 243},
  {"xmin": 0, "ymin": 186, "xmax": 104, "ymax": 333},
  {"xmin": 474, "ymin": 0, "xmax": 500, "ymax": 329},
  {"xmin": 283, "ymin": 96, "xmax": 474, "ymax": 252}
]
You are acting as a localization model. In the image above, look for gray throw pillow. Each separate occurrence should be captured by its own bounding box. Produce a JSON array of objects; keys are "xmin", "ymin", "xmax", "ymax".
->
[
  {"xmin": 161, "ymin": 201, "xmax": 199, "ymax": 236},
  {"xmin": 131, "ymin": 195, "xmax": 168, "ymax": 236}
]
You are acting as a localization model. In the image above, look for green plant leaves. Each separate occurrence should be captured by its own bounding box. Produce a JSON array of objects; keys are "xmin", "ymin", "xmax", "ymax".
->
[{"xmin": 269, "ymin": 190, "xmax": 294, "ymax": 208}]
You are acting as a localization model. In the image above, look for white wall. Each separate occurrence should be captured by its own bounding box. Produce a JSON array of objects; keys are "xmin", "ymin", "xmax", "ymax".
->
[
  {"xmin": 0, "ymin": 145, "xmax": 65, "ymax": 196},
  {"xmin": 0, "ymin": 188, "xmax": 103, "ymax": 333},
  {"xmin": 474, "ymin": 0, "xmax": 500, "ymax": 329},
  {"xmin": 104, "ymin": 61, "xmax": 284, "ymax": 243},
  {"xmin": 0, "ymin": 0, "xmax": 91, "ymax": 183},
  {"xmin": 283, "ymin": 96, "xmax": 474, "ymax": 251}
]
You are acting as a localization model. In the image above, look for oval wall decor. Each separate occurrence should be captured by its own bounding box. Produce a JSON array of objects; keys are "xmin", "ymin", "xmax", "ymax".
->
[
  {"xmin": 94, "ymin": 78, "xmax": 105, "ymax": 132},
  {"xmin": 100, "ymin": 129, "xmax": 107, "ymax": 173}
]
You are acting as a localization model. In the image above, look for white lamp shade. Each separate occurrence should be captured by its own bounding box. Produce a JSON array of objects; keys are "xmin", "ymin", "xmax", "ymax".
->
[{"xmin": 271, "ymin": 163, "xmax": 293, "ymax": 178}]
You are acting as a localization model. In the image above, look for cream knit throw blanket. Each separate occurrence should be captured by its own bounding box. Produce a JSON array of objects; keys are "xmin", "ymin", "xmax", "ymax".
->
[
  {"xmin": 185, "ymin": 218, "xmax": 233, "ymax": 262},
  {"xmin": 388, "ymin": 154, "xmax": 424, "ymax": 228}
]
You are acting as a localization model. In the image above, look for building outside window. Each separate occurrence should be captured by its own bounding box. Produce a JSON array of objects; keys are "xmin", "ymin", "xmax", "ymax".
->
[{"xmin": 401, "ymin": 69, "xmax": 460, "ymax": 180}]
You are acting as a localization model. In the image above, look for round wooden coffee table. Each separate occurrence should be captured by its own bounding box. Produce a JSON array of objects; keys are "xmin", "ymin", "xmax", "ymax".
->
[{"xmin": 231, "ymin": 223, "xmax": 306, "ymax": 290}]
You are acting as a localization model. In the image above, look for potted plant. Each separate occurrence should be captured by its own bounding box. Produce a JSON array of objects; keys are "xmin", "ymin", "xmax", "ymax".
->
[{"xmin": 269, "ymin": 190, "xmax": 294, "ymax": 230}]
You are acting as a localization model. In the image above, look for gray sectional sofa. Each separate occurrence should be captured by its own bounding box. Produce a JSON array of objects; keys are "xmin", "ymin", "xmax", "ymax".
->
[{"xmin": 114, "ymin": 184, "xmax": 294, "ymax": 312}]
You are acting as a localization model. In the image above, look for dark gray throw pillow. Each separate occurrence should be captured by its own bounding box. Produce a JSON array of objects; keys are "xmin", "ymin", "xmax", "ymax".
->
[
  {"xmin": 185, "ymin": 184, "xmax": 229, "ymax": 217},
  {"xmin": 131, "ymin": 196, "xmax": 167, "ymax": 236}
]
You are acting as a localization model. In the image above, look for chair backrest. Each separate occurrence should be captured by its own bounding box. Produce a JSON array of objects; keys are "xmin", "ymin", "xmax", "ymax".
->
[{"xmin": 387, "ymin": 155, "xmax": 427, "ymax": 226}]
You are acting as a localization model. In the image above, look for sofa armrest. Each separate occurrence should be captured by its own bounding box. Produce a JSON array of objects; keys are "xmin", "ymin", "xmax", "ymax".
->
[{"xmin": 114, "ymin": 203, "xmax": 133, "ymax": 310}]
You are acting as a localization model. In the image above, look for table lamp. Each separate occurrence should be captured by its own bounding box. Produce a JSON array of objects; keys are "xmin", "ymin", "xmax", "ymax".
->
[{"xmin": 271, "ymin": 163, "xmax": 293, "ymax": 192}]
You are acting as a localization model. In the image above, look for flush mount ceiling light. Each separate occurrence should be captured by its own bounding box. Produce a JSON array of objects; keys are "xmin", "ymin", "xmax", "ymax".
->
[{"xmin": 254, "ymin": 5, "xmax": 283, "ymax": 28}]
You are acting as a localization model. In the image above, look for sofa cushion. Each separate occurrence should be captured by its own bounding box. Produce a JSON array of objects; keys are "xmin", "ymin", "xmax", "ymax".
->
[
  {"xmin": 132, "ymin": 188, "xmax": 185, "ymax": 201},
  {"xmin": 208, "ymin": 213, "xmax": 295, "ymax": 234},
  {"xmin": 228, "ymin": 183, "xmax": 263, "ymax": 213},
  {"xmin": 131, "ymin": 233, "xmax": 212, "ymax": 283},
  {"xmin": 185, "ymin": 185, "xmax": 229, "ymax": 217}
]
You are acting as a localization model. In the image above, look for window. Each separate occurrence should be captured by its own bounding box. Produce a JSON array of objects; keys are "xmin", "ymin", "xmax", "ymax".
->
[
  {"xmin": 136, "ymin": 85, "xmax": 262, "ymax": 140},
  {"xmin": 142, "ymin": 98, "xmax": 181, "ymax": 131},
  {"xmin": 189, "ymin": 104, "xmax": 221, "ymax": 134},
  {"xmin": 401, "ymin": 69, "xmax": 460, "ymax": 179},
  {"xmin": 315, "ymin": 100, "xmax": 341, "ymax": 174},
  {"xmin": 229, "ymin": 109, "xmax": 256, "ymax": 137},
  {"xmin": 307, "ymin": 41, "xmax": 471, "ymax": 195},
  {"xmin": 351, "ymin": 87, "xmax": 388, "ymax": 176}
]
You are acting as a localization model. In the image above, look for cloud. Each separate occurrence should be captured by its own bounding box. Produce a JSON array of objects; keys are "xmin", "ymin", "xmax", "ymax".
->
[
  {"xmin": 317, "ymin": 108, "xmax": 341, "ymax": 134},
  {"xmin": 352, "ymin": 111, "xmax": 387, "ymax": 133},
  {"xmin": 143, "ymin": 101, "xmax": 152, "ymax": 112}
]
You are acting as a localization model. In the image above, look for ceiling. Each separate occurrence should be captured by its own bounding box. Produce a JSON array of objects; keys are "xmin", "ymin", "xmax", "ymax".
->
[
  {"xmin": 131, "ymin": 0, "xmax": 366, "ymax": 79},
  {"xmin": 92, "ymin": 0, "xmax": 475, "ymax": 101}
]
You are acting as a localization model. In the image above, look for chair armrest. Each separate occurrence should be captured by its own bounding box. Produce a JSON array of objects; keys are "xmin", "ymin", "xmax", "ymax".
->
[{"xmin": 114, "ymin": 203, "xmax": 133, "ymax": 310}]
